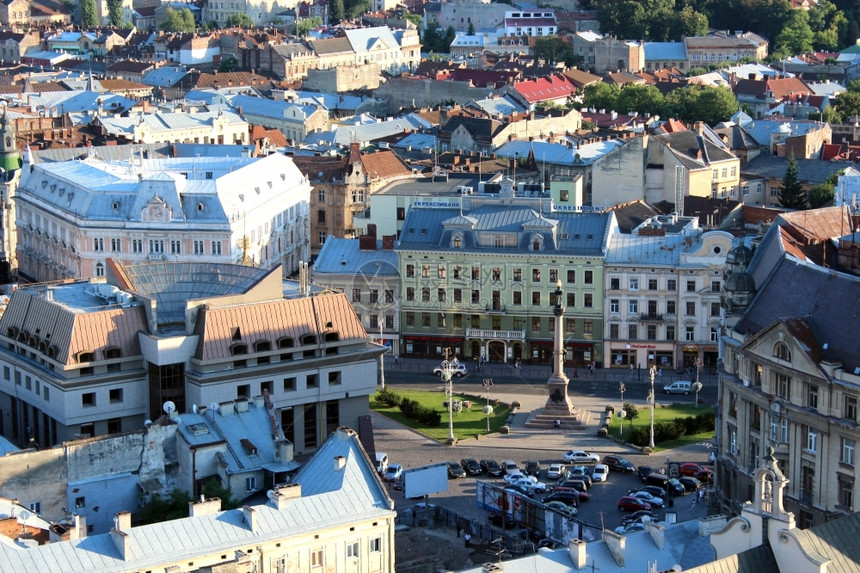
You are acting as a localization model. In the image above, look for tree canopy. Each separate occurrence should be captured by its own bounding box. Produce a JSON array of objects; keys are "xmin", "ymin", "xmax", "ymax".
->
[
  {"xmin": 534, "ymin": 36, "xmax": 580, "ymax": 67},
  {"xmin": 162, "ymin": 7, "xmax": 196, "ymax": 32},
  {"xmin": 596, "ymin": 0, "xmax": 709, "ymax": 41},
  {"xmin": 297, "ymin": 17, "xmax": 323, "ymax": 36},
  {"xmin": 225, "ymin": 13, "xmax": 253, "ymax": 28},
  {"xmin": 106, "ymin": 0, "xmax": 124, "ymax": 27},
  {"xmin": 79, "ymin": 0, "xmax": 97, "ymax": 28},
  {"xmin": 422, "ymin": 26, "xmax": 456, "ymax": 53}
]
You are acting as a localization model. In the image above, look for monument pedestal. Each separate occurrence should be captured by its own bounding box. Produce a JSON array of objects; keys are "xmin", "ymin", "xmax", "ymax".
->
[{"xmin": 545, "ymin": 375, "xmax": 574, "ymax": 414}]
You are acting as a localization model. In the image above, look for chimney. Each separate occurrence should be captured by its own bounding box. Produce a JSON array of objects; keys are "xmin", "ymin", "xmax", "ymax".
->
[
  {"xmin": 235, "ymin": 398, "xmax": 249, "ymax": 413},
  {"xmin": 110, "ymin": 528, "xmax": 130, "ymax": 560},
  {"xmin": 189, "ymin": 495, "xmax": 222, "ymax": 517},
  {"xmin": 220, "ymin": 401, "xmax": 235, "ymax": 415},
  {"xmin": 603, "ymin": 530, "xmax": 626, "ymax": 566},
  {"xmin": 242, "ymin": 505, "xmax": 259, "ymax": 533},
  {"xmin": 114, "ymin": 511, "xmax": 131, "ymax": 531},
  {"xmin": 253, "ymin": 395, "xmax": 264, "ymax": 408},
  {"xmin": 569, "ymin": 538, "xmax": 587, "ymax": 569},
  {"xmin": 268, "ymin": 483, "xmax": 303, "ymax": 511}
]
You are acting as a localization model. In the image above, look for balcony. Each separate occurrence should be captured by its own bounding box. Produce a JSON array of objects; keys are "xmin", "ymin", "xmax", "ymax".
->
[{"xmin": 639, "ymin": 313, "xmax": 664, "ymax": 322}]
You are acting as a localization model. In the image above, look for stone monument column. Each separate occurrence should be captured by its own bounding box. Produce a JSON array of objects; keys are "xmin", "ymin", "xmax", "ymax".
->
[{"xmin": 546, "ymin": 279, "xmax": 574, "ymax": 414}]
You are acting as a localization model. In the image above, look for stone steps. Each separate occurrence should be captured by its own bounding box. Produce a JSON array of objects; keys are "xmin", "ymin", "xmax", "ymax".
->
[{"xmin": 523, "ymin": 410, "xmax": 590, "ymax": 430}]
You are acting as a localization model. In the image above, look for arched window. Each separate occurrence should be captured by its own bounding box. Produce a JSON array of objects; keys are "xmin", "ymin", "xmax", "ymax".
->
[
  {"xmin": 451, "ymin": 232, "xmax": 463, "ymax": 248},
  {"xmin": 774, "ymin": 342, "xmax": 791, "ymax": 362},
  {"xmin": 95, "ymin": 263, "xmax": 104, "ymax": 277}
]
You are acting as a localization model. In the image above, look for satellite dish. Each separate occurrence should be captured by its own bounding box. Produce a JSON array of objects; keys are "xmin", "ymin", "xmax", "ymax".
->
[
  {"xmin": 210, "ymin": 402, "xmax": 219, "ymax": 413},
  {"xmin": 163, "ymin": 401, "xmax": 176, "ymax": 415},
  {"xmin": 192, "ymin": 404, "xmax": 198, "ymax": 414},
  {"xmin": 19, "ymin": 510, "xmax": 31, "ymax": 521}
]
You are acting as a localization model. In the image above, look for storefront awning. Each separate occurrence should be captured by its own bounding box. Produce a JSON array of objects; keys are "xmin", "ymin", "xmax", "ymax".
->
[{"xmin": 683, "ymin": 344, "xmax": 699, "ymax": 352}]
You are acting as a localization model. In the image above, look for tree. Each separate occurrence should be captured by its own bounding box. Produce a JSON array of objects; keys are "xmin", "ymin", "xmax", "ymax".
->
[
  {"xmin": 534, "ymin": 36, "xmax": 578, "ymax": 66},
  {"xmin": 219, "ymin": 56, "xmax": 238, "ymax": 72},
  {"xmin": 808, "ymin": 182, "xmax": 835, "ymax": 208},
  {"xmin": 297, "ymin": 16, "xmax": 322, "ymax": 36},
  {"xmin": 582, "ymin": 82, "xmax": 620, "ymax": 112},
  {"xmin": 663, "ymin": 84, "xmax": 738, "ymax": 125},
  {"xmin": 775, "ymin": 10, "xmax": 814, "ymax": 56},
  {"xmin": 106, "ymin": 0, "xmax": 123, "ymax": 27},
  {"xmin": 467, "ymin": 22, "xmax": 475, "ymax": 35},
  {"xmin": 834, "ymin": 90, "xmax": 860, "ymax": 121},
  {"xmin": 225, "ymin": 13, "xmax": 253, "ymax": 28},
  {"xmin": 162, "ymin": 7, "xmax": 196, "ymax": 32},
  {"xmin": 615, "ymin": 84, "xmax": 665, "ymax": 116},
  {"xmin": 329, "ymin": 0, "xmax": 344, "ymax": 24},
  {"xmin": 80, "ymin": 0, "xmax": 97, "ymax": 27},
  {"xmin": 622, "ymin": 402, "xmax": 639, "ymax": 423},
  {"xmin": 344, "ymin": 0, "xmax": 370, "ymax": 19},
  {"xmin": 201, "ymin": 20, "xmax": 220, "ymax": 31},
  {"xmin": 778, "ymin": 154, "xmax": 808, "ymax": 210},
  {"xmin": 134, "ymin": 489, "xmax": 192, "ymax": 526},
  {"xmin": 670, "ymin": 6, "xmax": 708, "ymax": 39}
]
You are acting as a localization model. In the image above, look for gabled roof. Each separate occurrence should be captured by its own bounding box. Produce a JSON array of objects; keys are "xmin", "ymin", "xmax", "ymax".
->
[
  {"xmin": 562, "ymin": 67, "xmax": 602, "ymax": 89},
  {"xmin": 740, "ymin": 154, "xmax": 844, "ymax": 185},
  {"xmin": 438, "ymin": 116, "xmax": 505, "ymax": 142},
  {"xmin": 511, "ymin": 74, "xmax": 575, "ymax": 103},
  {"xmin": 360, "ymin": 149, "xmax": 412, "ymax": 179},
  {"xmin": 653, "ymin": 130, "xmax": 737, "ymax": 165}
]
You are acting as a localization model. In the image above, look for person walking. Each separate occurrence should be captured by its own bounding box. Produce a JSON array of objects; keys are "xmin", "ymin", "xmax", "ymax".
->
[
  {"xmin": 690, "ymin": 495, "xmax": 697, "ymax": 511},
  {"xmin": 573, "ymin": 368, "xmax": 579, "ymax": 378},
  {"xmin": 698, "ymin": 488, "xmax": 705, "ymax": 503},
  {"xmin": 464, "ymin": 533, "xmax": 471, "ymax": 549},
  {"xmin": 393, "ymin": 355, "xmax": 399, "ymax": 366}
]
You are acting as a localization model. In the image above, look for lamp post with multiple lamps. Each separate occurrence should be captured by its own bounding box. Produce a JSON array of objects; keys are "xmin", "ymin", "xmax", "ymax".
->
[
  {"xmin": 379, "ymin": 321, "xmax": 386, "ymax": 390},
  {"xmin": 649, "ymin": 364, "xmax": 657, "ymax": 449},
  {"xmin": 441, "ymin": 347, "xmax": 457, "ymax": 445},
  {"xmin": 483, "ymin": 378, "xmax": 494, "ymax": 433}
]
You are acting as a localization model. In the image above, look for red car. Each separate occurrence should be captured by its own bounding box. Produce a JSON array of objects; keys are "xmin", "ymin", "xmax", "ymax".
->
[
  {"xmin": 617, "ymin": 495, "xmax": 653, "ymax": 512},
  {"xmin": 680, "ymin": 463, "xmax": 708, "ymax": 477}
]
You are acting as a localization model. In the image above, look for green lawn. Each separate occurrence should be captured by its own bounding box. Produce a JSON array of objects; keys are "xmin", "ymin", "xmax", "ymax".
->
[
  {"xmin": 371, "ymin": 389, "xmax": 512, "ymax": 443},
  {"xmin": 607, "ymin": 403, "xmax": 715, "ymax": 452}
]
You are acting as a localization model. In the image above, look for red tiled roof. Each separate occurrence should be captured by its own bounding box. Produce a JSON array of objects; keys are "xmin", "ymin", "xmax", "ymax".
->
[
  {"xmin": 512, "ymin": 74, "xmax": 574, "ymax": 103},
  {"xmin": 360, "ymin": 150, "xmax": 412, "ymax": 179}
]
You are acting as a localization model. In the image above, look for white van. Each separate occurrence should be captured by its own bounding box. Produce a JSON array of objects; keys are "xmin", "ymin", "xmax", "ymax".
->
[
  {"xmin": 663, "ymin": 381, "xmax": 692, "ymax": 395},
  {"xmin": 376, "ymin": 452, "xmax": 389, "ymax": 474}
]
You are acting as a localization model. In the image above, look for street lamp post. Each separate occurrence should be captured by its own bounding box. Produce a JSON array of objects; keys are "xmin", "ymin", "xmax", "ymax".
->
[
  {"xmin": 379, "ymin": 321, "xmax": 385, "ymax": 391},
  {"xmin": 649, "ymin": 365, "xmax": 657, "ymax": 449},
  {"xmin": 483, "ymin": 378, "xmax": 494, "ymax": 433},
  {"xmin": 442, "ymin": 348, "xmax": 456, "ymax": 445},
  {"xmin": 619, "ymin": 383, "xmax": 626, "ymax": 436}
]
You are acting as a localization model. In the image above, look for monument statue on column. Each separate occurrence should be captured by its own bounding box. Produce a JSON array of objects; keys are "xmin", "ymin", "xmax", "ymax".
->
[{"xmin": 545, "ymin": 279, "xmax": 575, "ymax": 414}]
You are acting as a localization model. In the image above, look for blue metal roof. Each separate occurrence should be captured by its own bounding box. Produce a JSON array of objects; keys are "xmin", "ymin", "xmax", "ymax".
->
[{"xmin": 644, "ymin": 42, "xmax": 687, "ymax": 61}]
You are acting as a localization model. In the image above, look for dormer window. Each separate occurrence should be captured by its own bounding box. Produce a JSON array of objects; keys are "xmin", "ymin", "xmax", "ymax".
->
[
  {"xmin": 530, "ymin": 234, "xmax": 544, "ymax": 251},
  {"xmin": 451, "ymin": 232, "xmax": 463, "ymax": 248},
  {"xmin": 774, "ymin": 341, "xmax": 791, "ymax": 362}
]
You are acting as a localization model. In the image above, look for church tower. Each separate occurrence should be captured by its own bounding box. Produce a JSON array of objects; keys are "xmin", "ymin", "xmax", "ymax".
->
[{"xmin": 0, "ymin": 107, "xmax": 21, "ymax": 283}]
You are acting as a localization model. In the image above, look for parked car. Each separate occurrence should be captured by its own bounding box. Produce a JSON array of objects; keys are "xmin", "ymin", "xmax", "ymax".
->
[
  {"xmin": 567, "ymin": 466, "xmax": 593, "ymax": 487},
  {"xmin": 680, "ymin": 463, "xmax": 708, "ymax": 477},
  {"xmin": 501, "ymin": 460, "xmax": 520, "ymax": 475},
  {"xmin": 375, "ymin": 452, "xmax": 389, "ymax": 474},
  {"xmin": 603, "ymin": 455, "xmax": 636, "ymax": 474},
  {"xmin": 547, "ymin": 463, "xmax": 566, "ymax": 480},
  {"xmin": 563, "ymin": 450, "xmax": 601, "ymax": 464},
  {"xmin": 667, "ymin": 478, "xmax": 686, "ymax": 496},
  {"xmin": 545, "ymin": 500, "xmax": 577, "ymax": 517},
  {"xmin": 394, "ymin": 477, "xmax": 404, "ymax": 491},
  {"xmin": 461, "ymin": 458, "xmax": 482, "ymax": 475},
  {"xmin": 504, "ymin": 471, "xmax": 537, "ymax": 484},
  {"xmin": 556, "ymin": 479, "xmax": 590, "ymax": 502},
  {"xmin": 618, "ymin": 495, "xmax": 653, "ymax": 512},
  {"xmin": 637, "ymin": 465, "xmax": 654, "ymax": 482},
  {"xmin": 433, "ymin": 362, "xmax": 468, "ymax": 377},
  {"xmin": 621, "ymin": 510, "xmax": 657, "ymax": 526},
  {"xmin": 481, "ymin": 459, "xmax": 503, "ymax": 477},
  {"xmin": 384, "ymin": 463, "xmax": 403, "ymax": 482},
  {"xmin": 524, "ymin": 460, "xmax": 541, "ymax": 476},
  {"xmin": 694, "ymin": 469, "xmax": 714, "ymax": 484},
  {"xmin": 447, "ymin": 462, "xmax": 466, "ymax": 479},
  {"xmin": 678, "ymin": 476, "xmax": 702, "ymax": 493},
  {"xmin": 592, "ymin": 464, "xmax": 609, "ymax": 482},
  {"xmin": 663, "ymin": 380, "xmax": 692, "ymax": 394},
  {"xmin": 508, "ymin": 476, "xmax": 548, "ymax": 493},
  {"xmin": 630, "ymin": 490, "xmax": 664, "ymax": 508},
  {"xmin": 634, "ymin": 485, "xmax": 670, "ymax": 500},
  {"xmin": 544, "ymin": 491, "xmax": 579, "ymax": 507},
  {"xmin": 614, "ymin": 521, "xmax": 647, "ymax": 534},
  {"xmin": 643, "ymin": 472, "xmax": 685, "ymax": 496},
  {"xmin": 504, "ymin": 485, "xmax": 534, "ymax": 498}
]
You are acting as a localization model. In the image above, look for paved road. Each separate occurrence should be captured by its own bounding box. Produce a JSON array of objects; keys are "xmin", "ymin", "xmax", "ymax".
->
[{"xmin": 374, "ymin": 371, "xmax": 717, "ymax": 537}]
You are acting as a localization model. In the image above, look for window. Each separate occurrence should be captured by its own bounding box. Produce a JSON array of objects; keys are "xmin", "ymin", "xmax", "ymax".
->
[
  {"xmin": 549, "ymin": 269, "xmax": 558, "ymax": 283},
  {"xmin": 438, "ymin": 265, "xmax": 446, "ymax": 279},
  {"xmin": 193, "ymin": 240, "xmax": 203, "ymax": 255},
  {"xmin": 107, "ymin": 418, "xmax": 121, "ymax": 434},
  {"xmin": 82, "ymin": 392, "xmax": 95, "ymax": 407},
  {"xmin": 628, "ymin": 300, "xmax": 638, "ymax": 314},
  {"xmin": 666, "ymin": 325, "xmax": 675, "ymax": 340},
  {"xmin": 770, "ymin": 417, "xmax": 778, "ymax": 441},
  {"xmin": 93, "ymin": 237, "xmax": 104, "ymax": 252},
  {"xmin": 807, "ymin": 430, "xmax": 818, "ymax": 453},
  {"xmin": 514, "ymin": 268, "xmax": 522, "ymax": 282},
  {"xmin": 584, "ymin": 270, "xmax": 593, "ymax": 284},
  {"xmin": 584, "ymin": 320, "xmax": 593, "ymax": 334},
  {"xmin": 347, "ymin": 542, "xmax": 359, "ymax": 558},
  {"xmin": 471, "ymin": 315, "xmax": 480, "ymax": 328},
  {"xmin": 610, "ymin": 299, "xmax": 619, "ymax": 313},
  {"xmin": 609, "ymin": 324, "xmax": 619, "ymax": 339},
  {"xmin": 318, "ymin": 232, "xmax": 326, "ymax": 245},
  {"xmin": 667, "ymin": 279, "xmax": 676, "ymax": 291},
  {"xmin": 29, "ymin": 502, "xmax": 40, "ymax": 514},
  {"xmin": 567, "ymin": 269, "xmax": 575, "ymax": 283},
  {"xmin": 532, "ymin": 268, "xmax": 541, "ymax": 282},
  {"xmin": 686, "ymin": 302, "xmax": 696, "ymax": 316},
  {"xmin": 686, "ymin": 280, "xmax": 696, "ymax": 292},
  {"xmin": 628, "ymin": 325, "xmax": 638, "ymax": 339},
  {"xmin": 610, "ymin": 278, "xmax": 620, "ymax": 290},
  {"xmin": 531, "ymin": 318, "xmax": 541, "ymax": 331},
  {"xmin": 629, "ymin": 277, "xmax": 639, "ymax": 291},
  {"xmin": 647, "ymin": 325, "xmax": 657, "ymax": 340},
  {"xmin": 237, "ymin": 384, "xmax": 250, "ymax": 399},
  {"xmin": 422, "ymin": 265, "xmax": 430, "ymax": 278},
  {"xmin": 839, "ymin": 475, "xmax": 854, "ymax": 510},
  {"xmin": 318, "ymin": 188, "xmax": 325, "ymax": 202},
  {"xmin": 492, "ymin": 268, "xmax": 501, "ymax": 281},
  {"xmin": 307, "ymin": 374, "xmax": 318, "ymax": 388},
  {"xmin": 711, "ymin": 280, "xmax": 721, "ymax": 292},
  {"xmin": 685, "ymin": 326, "xmax": 695, "ymax": 341},
  {"xmin": 422, "ymin": 313, "xmax": 431, "ymax": 327},
  {"xmin": 170, "ymin": 240, "xmax": 180, "ymax": 254},
  {"xmin": 385, "ymin": 290, "xmax": 394, "ymax": 303},
  {"xmin": 780, "ymin": 419, "xmax": 788, "ymax": 442},
  {"xmin": 109, "ymin": 388, "xmax": 123, "ymax": 403},
  {"xmin": 369, "ymin": 290, "xmax": 379, "ymax": 303},
  {"xmin": 842, "ymin": 438, "xmax": 855, "ymax": 466},
  {"xmin": 406, "ymin": 287, "xmax": 414, "ymax": 301},
  {"xmin": 437, "ymin": 288, "xmax": 446, "ymax": 302},
  {"xmin": 454, "ymin": 289, "xmax": 462, "ymax": 303},
  {"xmin": 472, "ymin": 290, "xmax": 480, "ymax": 304},
  {"xmin": 453, "ymin": 266, "xmax": 461, "ymax": 279},
  {"xmin": 406, "ymin": 264, "xmax": 414, "ymax": 278},
  {"xmin": 75, "ymin": 496, "xmax": 86, "ymax": 509},
  {"xmin": 513, "ymin": 291, "xmax": 522, "ymax": 305},
  {"xmin": 370, "ymin": 537, "xmax": 382, "ymax": 552},
  {"xmin": 352, "ymin": 289, "xmax": 361, "ymax": 303},
  {"xmin": 317, "ymin": 209, "xmax": 326, "ymax": 223},
  {"xmin": 422, "ymin": 288, "xmax": 430, "ymax": 302},
  {"xmin": 472, "ymin": 267, "xmax": 480, "ymax": 280},
  {"xmin": 111, "ymin": 238, "xmax": 121, "ymax": 252},
  {"xmin": 532, "ymin": 292, "xmax": 541, "ymax": 305},
  {"xmin": 808, "ymin": 385, "xmax": 818, "ymax": 409},
  {"xmin": 567, "ymin": 293, "xmax": 575, "ymax": 306},
  {"xmin": 406, "ymin": 312, "xmax": 414, "ymax": 326},
  {"xmin": 710, "ymin": 327, "xmax": 719, "ymax": 342},
  {"xmin": 774, "ymin": 342, "xmax": 791, "ymax": 361},
  {"xmin": 584, "ymin": 294, "xmax": 592, "ymax": 307},
  {"xmin": 776, "ymin": 374, "xmax": 790, "ymax": 399},
  {"xmin": 846, "ymin": 396, "xmax": 858, "ymax": 421}
]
